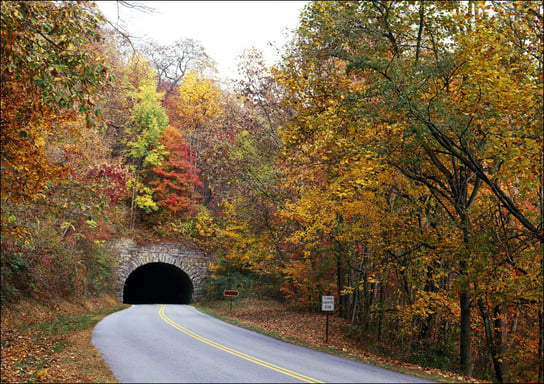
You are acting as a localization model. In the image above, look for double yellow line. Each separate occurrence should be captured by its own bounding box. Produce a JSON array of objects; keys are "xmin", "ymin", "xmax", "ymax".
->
[{"xmin": 158, "ymin": 305, "xmax": 323, "ymax": 383}]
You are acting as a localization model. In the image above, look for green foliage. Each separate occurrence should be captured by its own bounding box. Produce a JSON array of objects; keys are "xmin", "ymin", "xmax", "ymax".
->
[
  {"xmin": 408, "ymin": 340, "xmax": 457, "ymax": 371},
  {"xmin": 126, "ymin": 83, "xmax": 168, "ymax": 165},
  {"xmin": 205, "ymin": 250, "xmax": 283, "ymax": 301},
  {"xmin": 125, "ymin": 78, "xmax": 170, "ymax": 216},
  {"xmin": 205, "ymin": 269, "xmax": 256, "ymax": 300},
  {"xmin": 34, "ymin": 304, "xmax": 127, "ymax": 337},
  {"xmin": 1, "ymin": 200, "xmax": 117, "ymax": 303},
  {"xmin": 0, "ymin": 249, "xmax": 30, "ymax": 302},
  {"xmin": 77, "ymin": 239, "xmax": 118, "ymax": 297}
]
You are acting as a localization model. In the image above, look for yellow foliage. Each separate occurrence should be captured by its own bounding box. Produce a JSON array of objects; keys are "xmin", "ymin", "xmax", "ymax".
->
[{"xmin": 173, "ymin": 71, "xmax": 223, "ymax": 130}]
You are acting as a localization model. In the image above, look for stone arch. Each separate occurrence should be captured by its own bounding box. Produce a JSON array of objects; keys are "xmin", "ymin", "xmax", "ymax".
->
[{"xmin": 107, "ymin": 239, "xmax": 210, "ymax": 303}]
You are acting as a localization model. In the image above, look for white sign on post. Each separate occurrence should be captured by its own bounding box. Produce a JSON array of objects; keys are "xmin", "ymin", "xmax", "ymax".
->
[{"xmin": 322, "ymin": 295, "xmax": 334, "ymax": 311}]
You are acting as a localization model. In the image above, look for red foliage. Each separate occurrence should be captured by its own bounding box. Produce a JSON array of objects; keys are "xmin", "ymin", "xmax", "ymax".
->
[
  {"xmin": 149, "ymin": 126, "xmax": 202, "ymax": 215},
  {"xmin": 86, "ymin": 163, "xmax": 130, "ymax": 204}
]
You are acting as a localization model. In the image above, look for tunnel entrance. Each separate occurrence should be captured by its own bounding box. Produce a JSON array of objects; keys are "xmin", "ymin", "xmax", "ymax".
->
[{"xmin": 123, "ymin": 262, "xmax": 193, "ymax": 304}]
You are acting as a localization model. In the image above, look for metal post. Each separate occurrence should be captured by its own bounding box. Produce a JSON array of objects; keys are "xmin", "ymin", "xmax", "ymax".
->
[{"xmin": 325, "ymin": 312, "xmax": 329, "ymax": 343}]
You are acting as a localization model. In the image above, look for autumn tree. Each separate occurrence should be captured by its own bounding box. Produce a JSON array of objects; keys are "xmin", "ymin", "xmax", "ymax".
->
[
  {"xmin": 148, "ymin": 125, "xmax": 201, "ymax": 219},
  {"xmin": 309, "ymin": 1, "xmax": 542, "ymax": 242},
  {"xmin": 1, "ymin": 0, "xmax": 108, "ymax": 203},
  {"xmin": 162, "ymin": 71, "xmax": 226, "ymax": 208},
  {"xmin": 94, "ymin": 25, "xmax": 140, "ymax": 159},
  {"xmin": 166, "ymin": 71, "xmax": 223, "ymax": 167},
  {"xmin": 124, "ymin": 57, "xmax": 169, "ymax": 226}
]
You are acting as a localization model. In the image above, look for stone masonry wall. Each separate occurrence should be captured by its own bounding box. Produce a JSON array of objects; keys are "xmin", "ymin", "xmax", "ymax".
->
[{"xmin": 107, "ymin": 239, "xmax": 210, "ymax": 302}]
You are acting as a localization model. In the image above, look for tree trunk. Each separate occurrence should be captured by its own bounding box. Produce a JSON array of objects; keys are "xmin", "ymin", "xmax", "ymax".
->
[
  {"xmin": 492, "ymin": 304, "xmax": 508, "ymax": 383},
  {"xmin": 377, "ymin": 282, "xmax": 385, "ymax": 342},
  {"xmin": 336, "ymin": 250, "xmax": 346, "ymax": 317},
  {"xmin": 478, "ymin": 298, "xmax": 509, "ymax": 383},
  {"xmin": 458, "ymin": 207, "xmax": 473, "ymax": 377},
  {"xmin": 130, "ymin": 172, "xmax": 138, "ymax": 232},
  {"xmin": 539, "ymin": 308, "xmax": 544, "ymax": 384},
  {"xmin": 460, "ymin": 290, "xmax": 472, "ymax": 376}
]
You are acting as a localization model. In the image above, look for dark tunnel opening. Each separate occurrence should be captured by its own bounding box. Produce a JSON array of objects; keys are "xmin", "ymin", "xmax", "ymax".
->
[{"xmin": 123, "ymin": 262, "xmax": 194, "ymax": 304}]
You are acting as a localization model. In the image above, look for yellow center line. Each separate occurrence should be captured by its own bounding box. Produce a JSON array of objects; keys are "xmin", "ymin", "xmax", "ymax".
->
[{"xmin": 158, "ymin": 305, "xmax": 324, "ymax": 383}]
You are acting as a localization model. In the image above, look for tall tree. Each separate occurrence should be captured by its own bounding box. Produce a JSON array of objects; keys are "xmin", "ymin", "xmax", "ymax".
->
[
  {"xmin": 1, "ymin": 0, "xmax": 108, "ymax": 203},
  {"xmin": 125, "ymin": 58, "xmax": 169, "ymax": 221},
  {"xmin": 142, "ymin": 38, "xmax": 213, "ymax": 104},
  {"xmin": 148, "ymin": 125, "xmax": 201, "ymax": 217}
]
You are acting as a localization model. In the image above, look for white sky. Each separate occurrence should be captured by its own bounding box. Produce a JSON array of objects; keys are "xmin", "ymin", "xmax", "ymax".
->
[{"xmin": 96, "ymin": 1, "xmax": 308, "ymax": 80}]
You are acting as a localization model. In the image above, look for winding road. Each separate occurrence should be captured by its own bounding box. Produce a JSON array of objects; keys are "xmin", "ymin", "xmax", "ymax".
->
[{"xmin": 92, "ymin": 305, "xmax": 434, "ymax": 383}]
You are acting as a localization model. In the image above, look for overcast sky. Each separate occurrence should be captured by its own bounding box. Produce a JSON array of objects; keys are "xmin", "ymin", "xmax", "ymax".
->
[{"xmin": 97, "ymin": 1, "xmax": 308, "ymax": 80}]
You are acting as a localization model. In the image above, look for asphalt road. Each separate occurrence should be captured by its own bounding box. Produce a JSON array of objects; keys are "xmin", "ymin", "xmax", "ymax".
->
[{"xmin": 92, "ymin": 305, "xmax": 434, "ymax": 383}]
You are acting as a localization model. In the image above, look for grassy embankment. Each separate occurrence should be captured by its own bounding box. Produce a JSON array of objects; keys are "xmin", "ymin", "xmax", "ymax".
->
[{"xmin": 1, "ymin": 295, "xmax": 127, "ymax": 383}]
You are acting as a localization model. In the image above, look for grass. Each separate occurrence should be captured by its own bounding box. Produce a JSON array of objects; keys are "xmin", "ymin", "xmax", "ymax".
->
[{"xmin": 33, "ymin": 305, "xmax": 127, "ymax": 336}]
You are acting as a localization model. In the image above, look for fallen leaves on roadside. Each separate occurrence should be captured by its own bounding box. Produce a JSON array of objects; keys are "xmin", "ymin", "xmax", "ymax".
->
[
  {"xmin": 1, "ymin": 296, "xmax": 121, "ymax": 383},
  {"xmin": 1, "ymin": 327, "xmax": 61, "ymax": 383}
]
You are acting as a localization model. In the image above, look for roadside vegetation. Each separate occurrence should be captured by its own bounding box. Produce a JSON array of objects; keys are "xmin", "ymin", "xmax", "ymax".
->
[
  {"xmin": 1, "ymin": 296, "xmax": 126, "ymax": 383},
  {"xmin": 198, "ymin": 297, "xmax": 485, "ymax": 383}
]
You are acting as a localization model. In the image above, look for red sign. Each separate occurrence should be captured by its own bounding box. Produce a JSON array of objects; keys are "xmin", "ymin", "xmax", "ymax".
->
[{"xmin": 223, "ymin": 290, "xmax": 239, "ymax": 297}]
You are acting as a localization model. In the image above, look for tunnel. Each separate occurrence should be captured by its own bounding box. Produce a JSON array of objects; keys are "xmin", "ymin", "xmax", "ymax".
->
[{"xmin": 123, "ymin": 262, "xmax": 194, "ymax": 304}]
